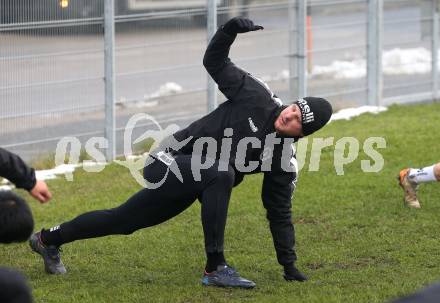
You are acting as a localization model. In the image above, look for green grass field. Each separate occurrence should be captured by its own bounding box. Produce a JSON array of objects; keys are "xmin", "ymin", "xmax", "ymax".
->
[{"xmin": 2, "ymin": 102, "xmax": 440, "ymax": 303}]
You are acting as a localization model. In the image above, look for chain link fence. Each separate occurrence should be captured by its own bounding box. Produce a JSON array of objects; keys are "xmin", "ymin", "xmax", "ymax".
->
[{"xmin": 0, "ymin": 0, "xmax": 438, "ymax": 161}]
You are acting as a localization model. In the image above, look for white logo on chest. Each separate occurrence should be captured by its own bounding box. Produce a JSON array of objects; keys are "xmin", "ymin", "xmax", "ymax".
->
[
  {"xmin": 156, "ymin": 151, "xmax": 174, "ymax": 166},
  {"xmin": 248, "ymin": 117, "xmax": 258, "ymax": 133}
]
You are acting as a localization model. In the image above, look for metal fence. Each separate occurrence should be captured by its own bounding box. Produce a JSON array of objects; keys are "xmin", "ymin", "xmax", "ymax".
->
[{"xmin": 0, "ymin": 0, "xmax": 438, "ymax": 161}]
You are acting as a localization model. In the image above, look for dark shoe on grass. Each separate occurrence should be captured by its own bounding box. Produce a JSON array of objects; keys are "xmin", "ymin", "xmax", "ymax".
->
[
  {"xmin": 284, "ymin": 265, "xmax": 308, "ymax": 282},
  {"xmin": 29, "ymin": 232, "xmax": 66, "ymax": 274},
  {"xmin": 202, "ymin": 264, "xmax": 256, "ymax": 289}
]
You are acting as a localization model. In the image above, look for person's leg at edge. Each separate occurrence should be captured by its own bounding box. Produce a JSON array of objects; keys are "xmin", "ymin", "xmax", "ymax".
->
[
  {"xmin": 408, "ymin": 163, "xmax": 440, "ymax": 184},
  {"xmin": 399, "ymin": 162, "xmax": 440, "ymax": 208}
]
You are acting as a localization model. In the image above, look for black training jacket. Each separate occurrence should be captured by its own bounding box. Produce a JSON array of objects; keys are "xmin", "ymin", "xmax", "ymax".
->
[
  {"xmin": 0, "ymin": 148, "xmax": 36, "ymax": 191},
  {"xmin": 172, "ymin": 29, "xmax": 299, "ymax": 266}
]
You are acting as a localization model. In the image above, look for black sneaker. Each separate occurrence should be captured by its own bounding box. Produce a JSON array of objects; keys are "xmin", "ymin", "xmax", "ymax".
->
[
  {"xmin": 29, "ymin": 232, "xmax": 66, "ymax": 274},
  {"xmin": 202, "ymin": 265, "xmax": 256, "ymax": 289},
  {"xmin": 284, "ymin": 265, "xmax": 308, "ymax": 282}
]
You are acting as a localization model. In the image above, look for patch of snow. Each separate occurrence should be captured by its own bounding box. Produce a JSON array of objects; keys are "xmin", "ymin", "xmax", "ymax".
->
[
  {"xmin": 312, "ymin": 59, "xmax": 366, "ymax": 79},
  {"xmin": 382, "ymin": 47, "xmax": 432, "ymax": 75},
  {"xmin": 148, "ymin": 82, "xmax": 182, "ymax": 99},
  {"xmin": 309, "ymin": 47, "xmax": 436, "ymax": 80},
  {"xmin": 331, "ymin": 106, "xmax": 388, "ymax": 121},
  {"xmin": 117, "ymin": 82, "xmax": 182, "ymax": 109},
  {"xmin": 35, "ymin": 164, "xmax": 81, "ymax": 180}
]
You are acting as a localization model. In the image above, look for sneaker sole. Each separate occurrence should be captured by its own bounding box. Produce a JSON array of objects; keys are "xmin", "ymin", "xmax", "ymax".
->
[{"xmin": 201, "ymin": 277, "xmax": 255, "ymax": 289}]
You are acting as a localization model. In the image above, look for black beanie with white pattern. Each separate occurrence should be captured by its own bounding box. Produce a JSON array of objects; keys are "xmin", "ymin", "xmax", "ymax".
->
[{"xmin": 294, "ymin": 97, "xmax": 332, "ymax": 136}]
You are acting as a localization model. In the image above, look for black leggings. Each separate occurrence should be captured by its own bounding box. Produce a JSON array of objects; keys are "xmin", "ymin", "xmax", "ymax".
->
[{"xmin": 59, "ymin": 154, "xmax": 235, "ymax": 253}]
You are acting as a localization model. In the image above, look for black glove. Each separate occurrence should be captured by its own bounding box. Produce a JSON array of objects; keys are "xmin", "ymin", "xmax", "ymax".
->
[
  {"xmin": 284, "ymin": 264, "xmax": 308, "ymax": 282},
  {"xmin": 221, "ymin": 17, "xmax": 264, "ymax": 36}
]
